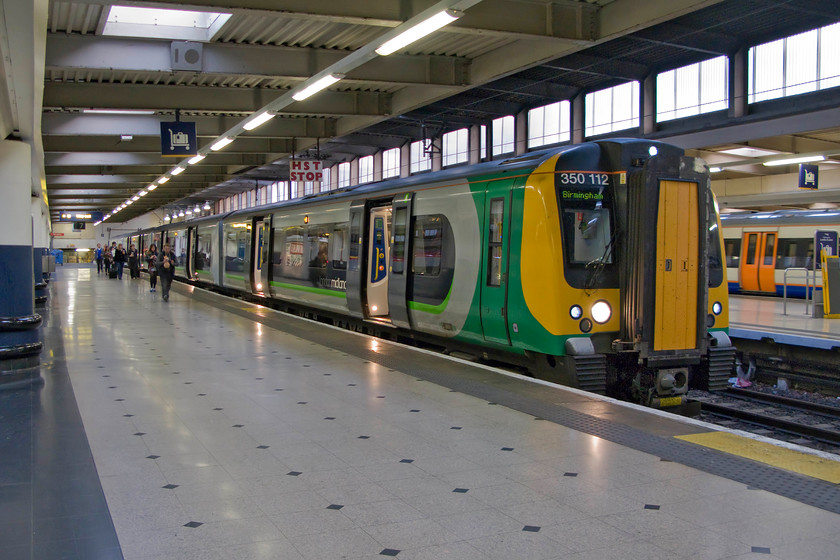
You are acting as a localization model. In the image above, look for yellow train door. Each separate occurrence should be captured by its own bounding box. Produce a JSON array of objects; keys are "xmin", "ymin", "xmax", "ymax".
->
[{"xmin": 654, "ymin": 180, "xmax": 699, "ymax": 351}]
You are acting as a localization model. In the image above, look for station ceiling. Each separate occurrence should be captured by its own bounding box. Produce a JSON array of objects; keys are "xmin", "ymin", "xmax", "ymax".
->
[{"xmin": 42, "ymin": 0, "xmax": 840, "ymax": 222}]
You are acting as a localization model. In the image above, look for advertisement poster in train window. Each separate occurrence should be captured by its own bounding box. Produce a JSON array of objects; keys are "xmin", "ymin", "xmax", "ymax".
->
[{"xmin": 285, "ymin": 241, "xmax": 303, "ymax": 267}]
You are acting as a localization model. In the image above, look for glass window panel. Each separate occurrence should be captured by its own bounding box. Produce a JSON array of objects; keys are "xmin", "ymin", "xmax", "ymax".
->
[
  {"xmin": 410, "ymin": 140, "xmax": 431, "ymax": 173},
  {"xmin": 392, "ymin": 207, "xmax": 407, "ymax": 274},
  {"xmin": 492, "ymin": 116, "xmax": 515, "ymax": 155},
  {"xmin": 383, "ymin": 147, "xmax": 400, "ymax": 178},
  {"xmin": 750, "ymin": 38, "xmax": 785, "ymax": 102},
  {"xmin": 821, "ymin": 23, "xmax": 840, "ymax": 89},
  {"xmin": 480, "ymin": 125, "xmax": 487, "ymax": 159},
  {"xmin": 337, "ymin": 162, "xmax": 351, "ymax": 188},
  {"xmin": 585, "ymin": 82, "xmax": 638, "ymax": 136},
  {"xmin": 528, "ymin": 101, "xmax": 570, "ymax": 148},
  {"xmin": 359, "ymin": 155, "xmax": 374, "ymax": 184},
  {"xmin": 786, "ymin": 29, "xmax": 818, "ymax": 96},
  {"xmin": 675, "ymin": 63, "xmax": 700, "ymax": 119},
  {"xmin": 763, "ymin": 233, "xmax": 776, "ymax": 265},
  {"xmin": 487, "ymin": 198, "xmax": 504, "ymax": 286},
  {"xmin": 412, "ymin": 215, "xmax": 442, "ymax": 276},
  {"xmin": 442, "ymin": 128, "xmax": 468, "ymax": 166}
]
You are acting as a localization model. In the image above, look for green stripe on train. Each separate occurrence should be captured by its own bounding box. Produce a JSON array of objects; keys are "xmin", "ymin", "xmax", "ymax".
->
[{"xmin": 269, "ymin": 281, "xmax": 347, "ymax": 298}]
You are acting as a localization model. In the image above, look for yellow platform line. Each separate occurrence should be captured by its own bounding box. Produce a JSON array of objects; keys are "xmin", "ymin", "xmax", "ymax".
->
[{"xmin": 675, "ymin": 432, "xmax": 840, "ymax": 483}]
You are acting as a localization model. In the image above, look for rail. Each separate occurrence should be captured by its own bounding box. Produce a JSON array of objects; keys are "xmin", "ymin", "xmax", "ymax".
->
[{"xmin": 783, "ymin": 267, "xmax": 812, "ymax": 315}]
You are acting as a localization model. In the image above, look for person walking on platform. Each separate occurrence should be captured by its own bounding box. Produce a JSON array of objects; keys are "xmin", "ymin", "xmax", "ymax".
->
[
  {"xmin": 114, "ymin": 243, "xmax": 127, "ymax": 280},
  {"xmin": 94, "ymin": 243, "xmax": 103, "ymax": 275},
  {"xmin": 102, "ymin": 244, "xmax": 113, "ymax": 276},
  {"xmin": 147, "ymin": 244, "xmax": 158, "ymax": 293},
  {"xmin": 157, "ymin": 242, "xmax": 177, "ymax": 301},
  {"xmin": 128, "ymin": 244, "xmax": 140, "ymax": 279}
]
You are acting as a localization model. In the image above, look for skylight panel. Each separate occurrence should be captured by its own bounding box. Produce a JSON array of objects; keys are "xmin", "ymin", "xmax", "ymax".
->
[{"xmin": 103, "ymin": 6, "xmax": 231, "ymax": 41}]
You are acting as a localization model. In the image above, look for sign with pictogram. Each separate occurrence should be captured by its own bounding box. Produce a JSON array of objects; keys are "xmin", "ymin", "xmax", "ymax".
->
[{"xmin": 160, "ymin": 121, "xmax": 197, "ymax": 157}]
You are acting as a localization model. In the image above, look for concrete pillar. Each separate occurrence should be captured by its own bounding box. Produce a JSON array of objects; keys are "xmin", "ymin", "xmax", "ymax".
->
[
  {"xmin": 730, "ymin": 48, "xmax": 748, "ymax": 119},
  {"xmin": 642, "ymin": 73, "xmax": 656, "ymax": 135},
  {"xmin": 572, "ymin": 93, "xmax": 585, "ymax": 144},
  {"xmin": 0, "ymin": 140, "xmax": 42, "ymax": 388}
]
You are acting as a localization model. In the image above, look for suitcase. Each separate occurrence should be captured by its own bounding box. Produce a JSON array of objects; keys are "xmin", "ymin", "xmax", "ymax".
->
[{"xmin": 108, "ymin": 265, "xmax": 118, "ymax": 279}]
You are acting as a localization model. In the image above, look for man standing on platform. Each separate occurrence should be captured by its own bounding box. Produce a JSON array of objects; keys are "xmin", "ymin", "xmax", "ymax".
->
[{"xmin": 94, "ymin": 243, "xmax": 103, "ymax": 274}]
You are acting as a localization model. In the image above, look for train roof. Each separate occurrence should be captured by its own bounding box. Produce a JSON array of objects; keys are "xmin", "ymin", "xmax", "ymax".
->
[{"xmin": 720, "ymin": 209, "xmax": 840, "ymax": 226}]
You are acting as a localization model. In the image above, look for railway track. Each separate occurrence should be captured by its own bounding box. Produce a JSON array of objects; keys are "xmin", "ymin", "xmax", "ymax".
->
[{"xmin": 690, "ymin": 387, "xmax": 840, "ymax": 452}]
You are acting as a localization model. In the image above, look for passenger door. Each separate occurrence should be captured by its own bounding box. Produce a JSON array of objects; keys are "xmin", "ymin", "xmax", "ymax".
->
[
  {"xmin": 653, "ymin": 180, "xmax": 699, "ymax": 351},
  {"xmin": 388, "ymin": 195, "xmax": 413, "ymax": 329},
  {"xmin": 739, "ymin": 231, "xmax": 777, "ymax": 293},
  {"xmin": 251, "ymin": 217, "xmax": 270, "ymax": 294},
  {"xmin": 367, "ymin": 207, "xmax": 391, "ymax": 317},
  {"xmin": 480, "ymin": 183, "xmax": 511, "ymax": 345}
]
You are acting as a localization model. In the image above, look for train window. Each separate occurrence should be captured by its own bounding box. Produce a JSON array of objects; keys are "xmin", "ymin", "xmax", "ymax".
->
[
  {"xmin": 487, "ymin": 198, "xmax": 504, "ymax": 286},
  {"xmin": 708, "ymin": 223, "xmax": 723, "ymax": 287},
  {"xmin": 745, "ymin": 234, "xmax": 757, "ymax": 265},
  {"xmin": 195, "ymin": 227, "xmax": 213, "ymax": 277},
  {"xmin": 412, "ymin": 215, "xmax": 443, "ymax": 276},
  {"xmin": 560, "ymin": 206, "xmax": 613, "ymax": 265},
  {"xmin": 724, "ymin": 238, "xmax": 740, "ymax": 268},
  {"xmin": 391, "ymin": 208, "xmax": 407, "ymax": 274},
  {"xmin": 329, "ymin": 226, "xmax": 348, "ymax": 270},
  {"xmin": 763, "ymin": 233, "xmax": 776, "ymax": 265}
]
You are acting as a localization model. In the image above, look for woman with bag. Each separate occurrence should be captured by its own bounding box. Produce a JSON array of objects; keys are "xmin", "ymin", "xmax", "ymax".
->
[
  {"xmin": 146, "ymin": 244, "xmax": 158, "ymax": 293},
  {"xmin": 157, "ymin": 242, "xmax": 177, "ymax": 301}
]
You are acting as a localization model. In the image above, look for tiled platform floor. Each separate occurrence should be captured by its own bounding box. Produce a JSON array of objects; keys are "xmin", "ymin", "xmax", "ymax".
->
[{"xmin": 5, "ymin": 265, "xmax": 840, "ymax": 559}]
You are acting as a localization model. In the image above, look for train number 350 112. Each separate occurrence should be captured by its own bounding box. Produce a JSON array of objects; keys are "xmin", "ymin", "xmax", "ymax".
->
[{"xmin": 558, "ymin": 172, "xmax": 610, "ymax": 185}]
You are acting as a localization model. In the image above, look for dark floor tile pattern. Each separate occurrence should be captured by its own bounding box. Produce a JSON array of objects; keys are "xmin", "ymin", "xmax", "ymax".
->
[{"xmin": 0, "ymin": 297, "xmax": 123, "ymax": 559}]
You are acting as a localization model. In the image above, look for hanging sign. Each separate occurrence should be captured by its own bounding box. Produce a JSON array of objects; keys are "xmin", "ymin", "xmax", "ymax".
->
[
  {"xmin": 290, "ymin": 160, "xmax": 323, "ymax": 183},
  {"xmin": 160, "ymin": 121, "xmax": 197, "ymax": 157},
  {"xmin": 798, "ymin": 163, "xmax": 819, "ymax": 190}
]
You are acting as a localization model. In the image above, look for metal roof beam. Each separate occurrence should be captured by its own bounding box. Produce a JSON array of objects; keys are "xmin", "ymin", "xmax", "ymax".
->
[
  {"xmin": 44, "ymin": 135, "xmax": 297, "ymax": 154},
  {"xmin": 44, "ymin": 152, "xmax": 280, "ymax": 166},
  {"xmin": 42, "ymin": 113, "xmax": 337, "ymax": 139},
  {"xmin": 46, "ymin": 35, "xmax": 470, "ymax": 88},
  {"xmin": 44, "ymin": 82, "xmax": 392, "ymax": 116}
]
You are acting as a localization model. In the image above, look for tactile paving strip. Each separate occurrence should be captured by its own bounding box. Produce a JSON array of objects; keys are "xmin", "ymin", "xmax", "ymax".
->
[{"xmin": 186, "ymin": 286, "xmax": 840, "ymax": 515}]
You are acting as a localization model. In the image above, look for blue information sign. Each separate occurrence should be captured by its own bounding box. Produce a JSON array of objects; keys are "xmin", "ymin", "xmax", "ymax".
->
[
  {"xmin": 160, "ymin": 121, "xmax": 197, "ymax": 157},
  {"xmin": 816, "ymin": 230, "xmax": 838, "ymax": 260},
  {"xmin": 798, "ymin": 163, "xmax": 819, "ymax": 190},
  {"xmin": 58, "ymin": 211, "xmax": 104, "ymax": 223}
]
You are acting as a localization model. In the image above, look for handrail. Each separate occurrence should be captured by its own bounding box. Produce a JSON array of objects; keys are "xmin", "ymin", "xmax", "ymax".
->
[{"xmin": 783, "ymin": 267, "xmax": 811, "ymax": 315}]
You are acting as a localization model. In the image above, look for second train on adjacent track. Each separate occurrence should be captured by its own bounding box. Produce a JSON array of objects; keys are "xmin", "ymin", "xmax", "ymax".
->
[{"xmin": 120, "ymin": 139, "xmax": 734, "ymax": 407}]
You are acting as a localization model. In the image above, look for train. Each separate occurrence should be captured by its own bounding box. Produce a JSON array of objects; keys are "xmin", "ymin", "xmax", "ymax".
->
[
  {"xmin": 117, "ymin": 139, "xmax": 734, "ymax": 408},
  {"xmin": 721, "ymin": 210, "xmax": 840, "ymax": 298}
]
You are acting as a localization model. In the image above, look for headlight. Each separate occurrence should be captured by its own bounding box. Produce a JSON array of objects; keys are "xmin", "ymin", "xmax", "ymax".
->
[
  {"xmin": 570, "ymin": 305, "xmax": 583, "ymax": 320},
  {"xmin": 712, "ymin": 301, "xmax": 722, "ymax": 315},
  {"xmin": 591, "ymin": 300, "xmax": 611, "ymax": 324},
  {"xmin": 579, "ymin": 318, "xmax": 592, "ymax": 333}
]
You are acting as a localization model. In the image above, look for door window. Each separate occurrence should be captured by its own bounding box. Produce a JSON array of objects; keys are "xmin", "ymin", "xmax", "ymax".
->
[
  {"xmin": 488, "ymin": 198, "xmax": 504, "ymax": 286},
  {"xmin": 745, "ymin": 234, "xmax": 757, "ymax": 265}
]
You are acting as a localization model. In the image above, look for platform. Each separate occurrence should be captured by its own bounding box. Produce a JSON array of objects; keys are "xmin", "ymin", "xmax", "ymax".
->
[
  {"xmin": 729, "ymin": 295, "xmax": 840, "ymax": 350},
  {"xmin": 3, "ymin": 266, "xmax": 840, "ymax": 560}
]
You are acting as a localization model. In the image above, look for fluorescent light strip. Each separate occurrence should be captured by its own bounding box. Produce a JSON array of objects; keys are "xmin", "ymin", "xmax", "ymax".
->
[
  {"xmin": 292, "ymin": 74, "xmax": 343, "ymax": 102},
  {"xmin": 158, "ymin": 176, "xmax": 170, "ymax": 184},
  {"xmin": 243, "ymin": 111, "xmax": 275, "ymax": 131},
  {"xmin": 188, "ymin": 154, "xmax": 206, "ymax": 164},
  {"xmin": 139, "ymin": 190, "xmax": 148, "ymax": 196},
  {"xmin": 375, "ymin": 9, "xmax": 461, "ymax": 56},
  {"xmin": 763, "ymin": 155, "xmax": 826, "ymax": 167},
  {"xmin": 210, "ymin": 137, "xmax": 234, "ymax": 151},
  {"xmin": 82, "ymin": 109, "xmax": 156, "ymax": 115},
  {"xmin": 147, "ymin": 184, "xmax": 158, "ymax": 191},
  {"xmin": 171, "ymin": 166, "xmax": 185, "ymax": 175},
  {"xmin": 131, "ymin": 195, "xmax": 140, "ymax": 201},
  {"xmin": 709, "ymin": 167, "xmax": 722, "ymax": 173}
]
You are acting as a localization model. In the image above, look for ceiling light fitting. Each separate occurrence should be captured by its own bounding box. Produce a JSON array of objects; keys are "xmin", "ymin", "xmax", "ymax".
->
[
  {"xmin": 171, "ymin": 166, "xmax": 185, "ymax": 175},
  {"xmin": 375, "ymin": 9, "xmax": 462, "ymax": 56},
  {"xmin": 763, "ymin": 155, "xmax": 827, "ymax": 167},
  {"xmin": 243, "ymin": 111, "xmax": 275, "ymax": 131},
  {"xmin": 210, "ymin": 137, "xmax": 235, "ymax": 151},
  {"xmin": 292, "ymin": 73, "xmax": 344, "ymax": 102},
  {"xmin": 188, "ymin": 154, "xmax": 206, "ymax": 164}
]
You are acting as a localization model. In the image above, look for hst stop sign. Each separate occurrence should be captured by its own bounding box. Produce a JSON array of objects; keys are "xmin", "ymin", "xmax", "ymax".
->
[{"xmin": 290, "ymin": 160, "xmax": 322, "ymax": 183}]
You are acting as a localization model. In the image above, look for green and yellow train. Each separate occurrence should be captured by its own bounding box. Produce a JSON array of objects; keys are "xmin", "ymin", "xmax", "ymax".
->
[{"xmin": 125, "ymin": 138, "xmax": 734, "ymax": 407}]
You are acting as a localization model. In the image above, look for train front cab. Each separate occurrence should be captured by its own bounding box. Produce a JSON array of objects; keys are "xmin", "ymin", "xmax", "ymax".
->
[
  {"xmin": 614, "ymin": 143, "xmax": 734, "ymax": 406},
  {"xmin": 525, "ymin": 140, "xmax": 734, "ymax": 407}
]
